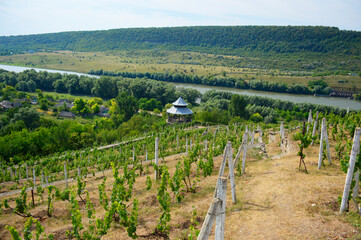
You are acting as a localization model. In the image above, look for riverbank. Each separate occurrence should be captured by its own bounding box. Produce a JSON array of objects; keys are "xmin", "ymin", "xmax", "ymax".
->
[{"xmin": 1, "ymin": 64, "xmax": 361, "ymax": 110}]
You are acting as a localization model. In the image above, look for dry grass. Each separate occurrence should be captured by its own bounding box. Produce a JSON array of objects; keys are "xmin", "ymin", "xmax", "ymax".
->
[{"xmin": 0, "ymin": 129, "xmax": 359, "ymax": 239}]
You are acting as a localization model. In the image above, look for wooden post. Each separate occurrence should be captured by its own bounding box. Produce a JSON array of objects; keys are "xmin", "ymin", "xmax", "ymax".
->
[
  {"xmin": 250, "ymin": 131, "xmax": 255, "ymax": 146},
  {"xmin": 46, "ymin": 175, "xmax": 49, "ymax": 184},
  {"xmin": 190, "ymin": 139, "xmax": 193, "ymax": 149},
  {"xmin": 354, "ymin": 170, "xmax": 360, "ymax": 198},
  {"xmin": 32, "ymin": 168, "xmax": 36, "ymax": 187},
  {"xmin": 9, "ymin": 167, "xmax": 13, "ymax": 180},
  {"xmin": 242, "ymin": 131, "xmax": 248, "ymax": 175},
  {"xmin": 64, "ymin": 162, "xmax": 68, "ymax": 188},
  {"xmin": 197, "ymin": 198, "xmax": 222, "ymax": 240},
  {"xmin": 347, "ymin": 107, "xmax": 350, "ymax": 114},
  {"xmin": 132, "ymin": 145, "xmax": 135, "ymax": 162},
  {"xmin": 311, "ymin": 111, "xmax": 319, "ymax": 145},
  {"xmin": 218, "ymin": 146, "xmax": 228, "ymax": 177},
  {"xmin": 205, "ymin": 139, "xmax": 208, "ymax": 152},
  {"xmin": 233, "ymin": 143, "xmax": 244, "ymax": 168},
  {"xmin": 176, "ymin": 134, "xmax": 179, "ymax": 149},
  {"xmin": 340, "ymin": 127, "xmax": 361, "ymax": 213},
  {"xmin": 215, "ymin": 177, "xmax": 227, "ymax": 240},
  {"xmin": 307, "ymin": 109, "xmax": 312, "ymax": 133},
  {"xmin": 318, "ymin": 118, "xmax": 331, "ymax": 169},
  {"xmin": 41, "ymin": 171, "xmax": 44, "ymax": 185},
  {"xmin": 258, "ymin": 127, "xmax": 263, "ymax": 143},
  {"xmin": 26, "ymin": 163, "xmax": 29, "ymax": 180},
  {"xmin": 318, "ymin": 118, "xmax": 325, "ymax": 170},
  {"xmin": 227, "ymin": 142, "xmax": 237, "ymax": 204},
  {"xmin": 280, "ymin": 121, "xmax": 285, "ymax": 146},
  {"xmin": 78, "ymin": 167, "xmax": 81, "ymax": 178},
  {"xmin": 155, "ymin": 137, "xmax": 159, "ymax": 180},
  {"xmin": 324, "ymin": 119, "xmax": 332, "ymax": 164}
]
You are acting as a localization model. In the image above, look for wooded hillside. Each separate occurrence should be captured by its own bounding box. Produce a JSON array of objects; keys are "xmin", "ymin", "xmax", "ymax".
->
[{"xmin": 1, "ymin": 26, "xmax": 361, "ymax": 56}]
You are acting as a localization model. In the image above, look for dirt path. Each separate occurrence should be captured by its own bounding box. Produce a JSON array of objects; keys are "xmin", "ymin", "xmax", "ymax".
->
[{"xmin": 222, "ymin": 135, "xmax": 358, "ymax": 239}]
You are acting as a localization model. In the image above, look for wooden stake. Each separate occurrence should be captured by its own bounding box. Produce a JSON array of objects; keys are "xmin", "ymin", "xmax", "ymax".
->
[
  {"xmin": 311, "ymin": 112, "xmax": 319, "ymax": 145},
  {"xmin": 307, "ymin": 109, "xmax": 312, "ymax": 133},
  {"xmin": 215, "ymin": 177, "xmax": 227, "ymax": 240},
  {"xmin": 218, "ymin": 146, "xmax": 228, "ymax": 177},
  {"xmin": 258, "ymin": 127, "xmax": 263, "ymax": 143},
  {"xmin": 41, "ymin": 171, "xmax": 44, "ymax": 185},
  {"xmin": 227, "ymin": 142, "xmax": 237, "ymax": 204},
  {"xmin": 318, "ymin": 118, "xmax": 331, "ymax": 169},
  {"xmin": 250, "ymin": 131, "xmax": 255, "ymax": 146},
  {"xmin": 32, "ymin": 168, "xmax": 36, "ymax": 187},
  {"xmin": 155, "ymin": 137, "xmax": 159, "ymax": 180},
  {"xmin": 340, "ymin": 127, "xmax": 361, "ymax": 213},
  {"xmin": 197, "ymin": 198, "xmax": 222, "ymax": 240},
  {"xmin": 324, "ymin": 120, "xmax": 332, "ymax": 164},
  {"xmin": 354, "ymin": 170, "xmax": 360, "ymax": 198},
  {"xmin": 64, "ymin": 162, "xmax": 68, "ymax": 188},
  {"xmin": 176, "ymin": 134, "xmax": 179, "ymax": 149},
  {"xmin": 242, "ymin": 131, "xmax": 248, "ymax": 175},
  {"xmin": 26, "ymin": 163, "xmax": 29, "ymax": 180}
]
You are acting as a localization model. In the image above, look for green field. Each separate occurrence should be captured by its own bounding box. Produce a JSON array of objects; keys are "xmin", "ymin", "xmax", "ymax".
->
[{"xmin": 1, "ymin": 50, "xmax": 360, "ymax": 91}]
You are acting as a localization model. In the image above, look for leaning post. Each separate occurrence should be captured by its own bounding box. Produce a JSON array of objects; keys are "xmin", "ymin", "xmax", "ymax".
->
[{"xmin": 340, "ymin": 128, "xmax": 361, "ymax": 213}]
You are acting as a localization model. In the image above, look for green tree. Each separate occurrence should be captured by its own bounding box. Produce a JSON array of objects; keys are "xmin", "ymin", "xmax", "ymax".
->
[
  {"xmin": 72, "ymin": 98, "xmax": 90, "ymax": 115},
  {"xmin": 11, "ymin": 107, "xmax": 40, "ymax": 129},
  {"xmin": 110, "ymin": 92, "xmax": 138, "ymax": 127},
  {"xmin": 356, "ymin": 91, "xmax": 361, "ymax": 101},
  {"xmin": 92, "ymin": 104, "xmax": 100, "ymax": 114},
  {"xmin": 39, "ymin": 98, "xmax": 49, "ymax": 111},
  {"xmin": 249, "ymin": 113, "xmax": 263, "ymax": 123},
  {"xmin": 228, "ymin": 94, "xmax": 247, "ymax": 118}
]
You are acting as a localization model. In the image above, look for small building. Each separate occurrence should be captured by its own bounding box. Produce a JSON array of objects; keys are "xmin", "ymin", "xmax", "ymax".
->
[
  {"xmin": 58, "ymin": 99, "xmax": 73, "ymax": 103},
  {"xmin": 166, "ymin": 97, "xmax": 193, "ymax": 124},
  {"xmin": 99, "ymin": 105, "xmax": 109, "ymax": 114},
  {"xmin": 54, "ymin": 101, "xmax": 75, "ymax": 109},
  {"xmin": 0, "ymin": 101, "xmax": 22, "ymax": 109},
  {"xmin": 329, "ymin": 90, "xmax": 354, "ymax": 99},
  {"xmin": 58, "ymin": 111, "xmax": 75, "ymax": 119},
  {"xmin": 0, "ymin": 101, "xmax": 14, "ymax": 109}
]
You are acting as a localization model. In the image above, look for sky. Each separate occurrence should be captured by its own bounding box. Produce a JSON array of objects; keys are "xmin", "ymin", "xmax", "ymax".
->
[{"xmin": 1, "ymin": 0, "xmax": 360, "ymax": 36}]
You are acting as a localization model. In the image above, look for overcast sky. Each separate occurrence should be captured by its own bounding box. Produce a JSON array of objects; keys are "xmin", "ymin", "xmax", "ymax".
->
[{"xmin": 1, "ymin": 0, "xmax": 360, "ymax": 36}]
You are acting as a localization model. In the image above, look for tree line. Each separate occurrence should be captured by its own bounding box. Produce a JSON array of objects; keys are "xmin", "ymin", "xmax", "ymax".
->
[
  {"xmin": 1, "ymin": 26, "xmax": 361, "ymax": 56},
  {"xmin": 89, "ymin": 69, "xmax": 334, "ymax": 95},
  {"xmin": 0, "ymin": 69, "xmax": 200, "ymax": 105}
]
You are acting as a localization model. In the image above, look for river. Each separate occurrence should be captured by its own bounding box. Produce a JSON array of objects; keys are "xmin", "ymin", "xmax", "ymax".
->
[{"xmin": 1, "ymin": 64, "xmax": 361, "ymax": 110}]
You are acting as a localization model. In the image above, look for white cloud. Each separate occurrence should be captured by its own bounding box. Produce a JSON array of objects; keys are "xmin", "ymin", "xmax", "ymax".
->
[{"xmin": 0, "ymin": 0, "xmax": 360, "ymax": 36}]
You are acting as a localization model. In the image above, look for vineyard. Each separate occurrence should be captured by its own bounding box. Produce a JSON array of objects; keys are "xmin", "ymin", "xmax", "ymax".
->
[{"xmin": 0, "ymin": 111, "xmax": 360, "ymax": 239}]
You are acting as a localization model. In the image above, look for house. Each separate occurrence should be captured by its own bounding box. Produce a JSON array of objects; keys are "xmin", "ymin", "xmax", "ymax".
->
[
  {"xmin": 99, "ymin": 105, "xmax": 109, "ymax": 114},
  {"xmin": 57, "ymin": 99, "xmax": 73, "ymax": 103},
  {"xmin": 54, "ymin": 102, "xmax": 75, "ymax": 109},
  {"xmin": 0, "ymin": 101, "xmax": 22, "ymax": 109},
  {"xmin": 58, "ymin": 111, "xmax": 75, "ymax": 118},
  {"xmin": 0, "ymin": 101, "xmax": 13, "ymax": 109}
]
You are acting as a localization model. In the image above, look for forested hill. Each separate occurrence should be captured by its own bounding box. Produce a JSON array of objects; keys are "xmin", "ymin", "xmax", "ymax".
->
[{"xmin": 1, "ymin": 26, "xmax": 361, "ymax": 56}]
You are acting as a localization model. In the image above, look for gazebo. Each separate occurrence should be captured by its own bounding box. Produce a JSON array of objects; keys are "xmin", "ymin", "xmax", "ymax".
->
[{"xmin": 166, "ymin": 97, "xmax": 193, "ymax": 123}]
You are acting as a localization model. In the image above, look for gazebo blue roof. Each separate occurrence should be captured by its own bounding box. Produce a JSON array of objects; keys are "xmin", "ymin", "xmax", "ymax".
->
[
  {"xmin": 166, "ymin": 97, "xmax": 193, "ymax": 115},
  {"xmin": 172, "ymin": 97, "xmax": 188, "ymax": 107},
  {"xmin": 166, "ymin": 106, "xmax": 193, "ymax": 115}
]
